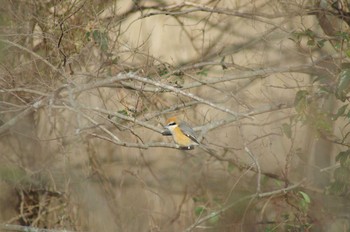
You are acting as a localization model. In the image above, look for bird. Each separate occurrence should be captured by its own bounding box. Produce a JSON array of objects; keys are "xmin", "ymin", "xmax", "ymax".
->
[{"xmin": 163, "ymin": 116, "xmax": 199, "ymax": 150}]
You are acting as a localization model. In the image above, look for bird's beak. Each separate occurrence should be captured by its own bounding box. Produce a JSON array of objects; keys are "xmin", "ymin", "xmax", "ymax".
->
[{"xmin": 162, "ymin": 126, "xmax": 172, "ymax": 136}]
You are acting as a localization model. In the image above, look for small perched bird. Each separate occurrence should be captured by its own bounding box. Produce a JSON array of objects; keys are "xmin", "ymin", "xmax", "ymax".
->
[{"xmin": 163, "ymin": 116, "xmax": 199, "ymax": 150}]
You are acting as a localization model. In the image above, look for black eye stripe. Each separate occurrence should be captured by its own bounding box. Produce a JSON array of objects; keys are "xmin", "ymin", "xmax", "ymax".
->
[{"xmin": 168, "ymin": 122, "xmax": 176, "ymax": 126}]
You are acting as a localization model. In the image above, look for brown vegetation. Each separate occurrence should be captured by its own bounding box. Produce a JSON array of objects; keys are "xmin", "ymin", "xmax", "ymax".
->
[{"xmin": 1, "ymin": 0, "xmax": 350, "ymax": 231}]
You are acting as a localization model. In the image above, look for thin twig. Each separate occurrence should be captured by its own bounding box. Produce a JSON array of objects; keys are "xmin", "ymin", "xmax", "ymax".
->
[
  {"xmin": 244, "ymin": 146, "xmax": 261, "ymax": 193},
  {"xmin": 124, "ymin": 72, "xmax": 252, "ymax": 119},
  {"xmin": 0, "ymin": 39, "xmax": 66, "ymax": 78},
  {"xmin": 64, "ymin": 104, "xmax": 121, "ymax": 142},
  {"xmin": 196, "ymin": 103, "xmax": 292, "ymax": 139},
  {"xmin": 90, "ymin": 133, "xmax": 175, "ymax": 149},
  {"xmin": 0, "ymin": 98, "xmax": 45, "ymax": 135},
  {"xmin": 80, "ymin": 105, "xmax": 162, "ymax": 133},
  {"xmin": 0, "ymin": 88, "xmax": 49, "ymax": 96},
  {"xmin": 0, "ymin": 223, "xmax": 76, "ymax": 232}
]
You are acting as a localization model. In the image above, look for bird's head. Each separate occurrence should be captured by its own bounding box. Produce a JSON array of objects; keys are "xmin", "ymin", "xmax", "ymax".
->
[{"xmin": 162, "ymin": 116, "xmax": 178, "ymax": 135}]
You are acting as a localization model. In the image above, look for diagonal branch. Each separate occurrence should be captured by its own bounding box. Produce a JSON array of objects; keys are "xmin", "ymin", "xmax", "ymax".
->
[{"xmin": 123, "ymin": 72, "xmax": 252, "ymax": 119}]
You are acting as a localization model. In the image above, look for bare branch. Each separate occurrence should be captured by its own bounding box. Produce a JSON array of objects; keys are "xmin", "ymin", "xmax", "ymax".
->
[{"xmin": 122, "ymin": 72, "xmax": 252, "ymax": 119}]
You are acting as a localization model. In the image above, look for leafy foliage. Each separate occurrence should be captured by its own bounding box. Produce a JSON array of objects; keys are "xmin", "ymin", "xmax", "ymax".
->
[
  {"xmin": 330, "ymin": 150, "xmax": 350, "ymax": 196},
  {"xmin": 293, "ymin": 90, "xmax": 333, "ymax": 135},
  {"xmin": 336, "ymin": 68, "xmax": 350, "ymax": 102}
]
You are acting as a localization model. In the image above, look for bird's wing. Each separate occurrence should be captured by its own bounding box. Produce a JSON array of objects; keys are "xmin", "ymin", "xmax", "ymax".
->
[{"xmin": 179, "ymin": 121, "xmax": 199, "ymax": 144}]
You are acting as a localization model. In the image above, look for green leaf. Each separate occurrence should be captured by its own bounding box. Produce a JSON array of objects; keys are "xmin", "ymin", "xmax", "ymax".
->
[
  {"xmin": 316, "ymin": 39, "xmax": 326, "ymax": 48},
  {"xmin": 307, "ymin": 39, "xmax": 315, "ymax": 46},
  {"xmin": 196, "ymin": 69, "xmax": 208, "ymax": 76},
  {"xmin": 329, "ymin": 181, "xmax": 347, "ymax": 195},
  {"xmin": 227, "ymin": 162, "xmax": 235, "ymax": 172},
  {"xmin": 334, "ymin": 42, "xmax": 342, "ymax": 50},
  {"xmin": 317, "ymin": 85, "xmax": 332, "ymax": 94},
  {"xmin": 298, "ymin": 191, "xmax": 311, "ymax": 212},
  {"xmin": 334, "ymin": 167, "xmax": 350, "ymax": 183},
  {"xmin": 313, "ymin": 113, "xmax": 332, "ymax": 133},
  {"xmin": 264, "ymin": 226, "xmax": 275, "ymax": 232},
  {"xmin": 92, "ymin": 29, "xmax": 109, "ymax": 52},
  {"xmin": 305, "ymin": 29, "xmax": 315, "ymax": 37},
  {"xmin": 194, "ymin": 206, "xmax": 206, "ymax": 216},
  {"xmin": 192, "ymin": 197, "xmax": 199, "ymax": 202},
  {"xmin": 313, "ymin": 75, "xmax": 327, "ymax": 83},
  {"xmin": 332, "ymin": 104, "xmax": 348, "ymax": 120},
  {"xmin": 335, "ymin": 150, "xmax": 350, "ymax": 163},
  {"xmin": 192, "ymin": 196, "xmax": 206, "ymax": 203},
  {"xmin": 336, "ymin": 150, "xmax": 350, "ymax": 169},
  {"xmin": 274, "ymin": 179, "xmax": 284, "ymax": 187},
  {"xmin": 336, "ymin": 31, "xmax": 350, "ymax": 41},
  {"xmin": 342, "ymin": 156, "xmax": 350, "ymax": 169},
  {"xmin": 157, "ymin": 66, "xmax": 169, "ymax": 76},
  {"xmin": 336, "ymin": 68, "xmax": 350, "ymax": 101},
  {"xmin": 294, "ymin": 90, "xmax": 309, "ymax": 114},
  {"xmin": 117, "ymin": 109, "xmax": 128, "ymax": 116},
  {"xmin": 85, "ymin": 31, "xmax": 91, "ymax": 41},
  {"xmin": 346, "ymin": 50, "xmax": 350, "ymax": 58},
  {"xmin": 282, "ymin": 123, "xmax": 292, "ymax": 139},
  {"xmin": 299, "ymin": 191, "xmax": 311, "ymax": 204}
]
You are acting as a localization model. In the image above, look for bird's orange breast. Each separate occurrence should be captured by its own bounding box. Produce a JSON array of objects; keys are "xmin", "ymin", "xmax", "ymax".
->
[{"xmin": 172, "ymin": 126, "xmax": 196, "ymax": 146}]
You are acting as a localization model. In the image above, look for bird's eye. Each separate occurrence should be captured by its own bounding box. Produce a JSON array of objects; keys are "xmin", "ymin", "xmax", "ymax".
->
[{"xmin": 168, "ymin": 122, "xmax": 176, "ymax": 126}]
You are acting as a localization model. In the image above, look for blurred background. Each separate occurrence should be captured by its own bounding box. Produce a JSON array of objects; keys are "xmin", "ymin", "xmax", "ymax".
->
[{"xmin": 1, "ymin": 0, "xmax": 350, "ymax": 231}]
